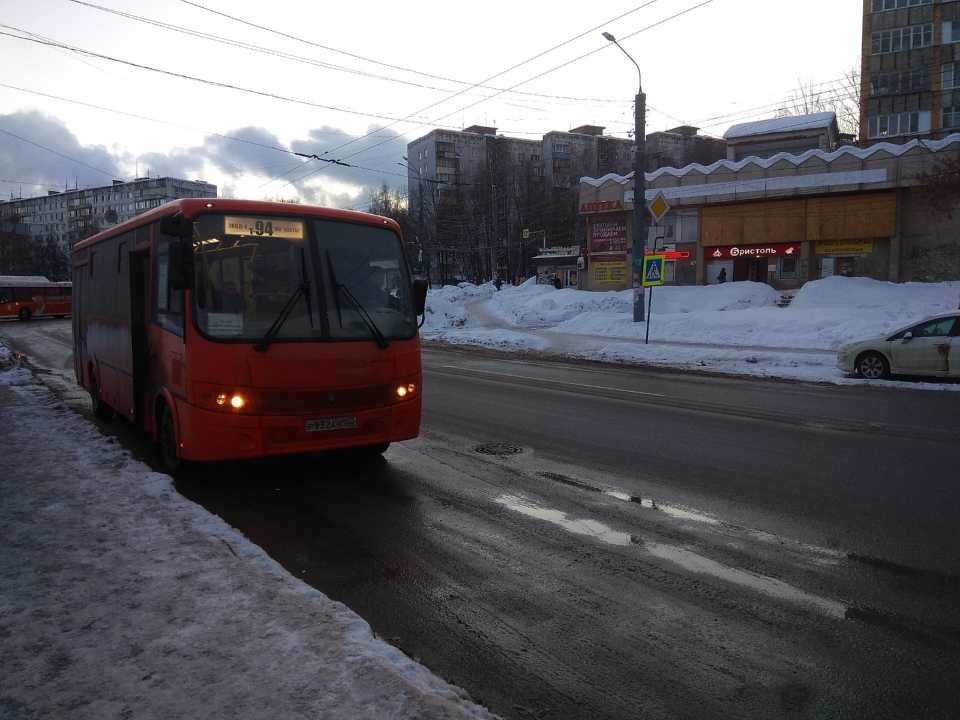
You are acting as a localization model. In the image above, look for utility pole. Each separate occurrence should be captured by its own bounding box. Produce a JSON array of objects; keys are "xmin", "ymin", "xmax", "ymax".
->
[
  {"xmin": 491, "ymin": 185, "xmax": 498, "ymax": 282},
  {"xmin": 400, "ymin": 157, "xmax": 429, "ymax": 285},
  {"xmin": 603, "ymin": 32, "xmax": 647, "ymax": 323}
]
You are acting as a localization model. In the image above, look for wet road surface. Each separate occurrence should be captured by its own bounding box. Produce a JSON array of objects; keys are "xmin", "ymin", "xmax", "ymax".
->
[{"xmin": 3, "ymin": 320, "xmax": 958, "ymax": 719}]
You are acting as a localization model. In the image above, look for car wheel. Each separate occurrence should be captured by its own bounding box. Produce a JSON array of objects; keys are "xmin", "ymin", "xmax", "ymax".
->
[
  {"xmin": 856, "ymin": 351, "xmax": 890, "ymax": 380},
  {"xmin": 90, "ymin": 370, "xmax": 113, "ymax": 421},
  {"xmin": 159, "ymin": 405, "xmax": 189, "ymax": 478},
  {"xmin": 18, "ymin": 307, "xmax": 31, "ymax": 321}
]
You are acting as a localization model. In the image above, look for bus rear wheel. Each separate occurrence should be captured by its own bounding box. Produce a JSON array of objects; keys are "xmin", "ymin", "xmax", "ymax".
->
[
  {"xmin": 18, "ymin": 307, "xmax": 31, "ymax": 321},
  {"xmin": 90, "ymin": 371, "xmax": 113, "ymax": 421},
  {"xmin": 159, "ymin": 405, "xmax": 189, "ymax": 478}
]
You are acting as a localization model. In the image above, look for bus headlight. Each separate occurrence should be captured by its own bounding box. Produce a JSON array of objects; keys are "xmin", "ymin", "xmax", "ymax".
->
[
  {"xmin": 215, "ymin": 392, "xmax": 246, "ymax": 409},
  {"xmin": 395, "ymin": 382, "xmax": 418, "ymax": 399}
]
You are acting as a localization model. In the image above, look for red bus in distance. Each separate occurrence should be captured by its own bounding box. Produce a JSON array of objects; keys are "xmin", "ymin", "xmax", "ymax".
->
[
  {"xmin": 72, "ymin": 199, "xmax": 427, "ymax": 476},
  {"xmin": 0, "ymin": 276, "xmax": 72, "ymax": 321}
]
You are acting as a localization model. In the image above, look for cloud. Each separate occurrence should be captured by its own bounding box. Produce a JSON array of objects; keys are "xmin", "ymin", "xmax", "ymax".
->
[
  {"xmin": 0, "ymin": 112, "xmax": 409, "ymax": 211},
  {"xmin": 0, "ymin": 111, "xmax": 123, "ymax": 196}
]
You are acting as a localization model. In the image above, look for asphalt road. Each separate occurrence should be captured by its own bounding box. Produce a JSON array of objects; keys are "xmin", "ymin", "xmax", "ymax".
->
[{"xmin": 3, "ymin": 319, "xmax": 958, "ymax": 720}]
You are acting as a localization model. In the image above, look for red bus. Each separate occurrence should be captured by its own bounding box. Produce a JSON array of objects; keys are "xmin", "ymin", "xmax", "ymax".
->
[
  {"xmin": 0, "ymin": 276, "xmax": 72, "ymax": 321},
  {"xmin": 72, "ymin": 199, "xmax": 427, "ymax": 475}
]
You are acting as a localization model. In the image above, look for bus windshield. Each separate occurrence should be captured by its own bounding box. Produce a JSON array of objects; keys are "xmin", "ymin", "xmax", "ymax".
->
[{"xmin": 191, "ymin": 214, "xmax": 417, "ymax": 343}]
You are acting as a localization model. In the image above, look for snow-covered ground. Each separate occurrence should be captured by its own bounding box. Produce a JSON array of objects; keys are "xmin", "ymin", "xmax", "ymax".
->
[
  {"xmin": 0, "ymin": 344, "xmax": 499, "ymax": 720},
  {"xmin": 422, "ymin": 276, "xmax": 960, "ymax": 389}
]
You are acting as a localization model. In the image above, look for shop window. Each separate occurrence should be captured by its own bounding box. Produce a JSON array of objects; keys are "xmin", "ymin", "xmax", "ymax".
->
[
  {"xmin": 780, "ymin": 257, "xmax": 798, "ymax": 280},
  {"xmin": 664, "ymin": 260, "xmax": 676, "ymax": 283}
]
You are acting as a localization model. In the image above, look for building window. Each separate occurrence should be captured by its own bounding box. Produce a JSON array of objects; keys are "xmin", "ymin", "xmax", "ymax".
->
[
  {"xmin": 517, "ymin": 152, "xmax": 524, "ymax": 162},
  {"xmin": 872, "ymin": 0, "xmax": 931, "ymax": 9},
  {"xmin": 780, "ymin": 257, "xmax": 798, "ymax": 280},
  {"xmin": 944, "ymin": 21, "xmax": 960, "ymax": 44},
  {"xmin": 870, "ymin": 67, "xmax": 931, "ymax": 96},
  {"xmin": 943, "ymin": 107, "xmax": 960, "ymax": 129},
  {"xmin": 530, "ymin": 154, "xmax": 540, "ymax": 162},
  {"xmin": 871, "ymin": 24, "xmax": 933, "ymax": 54},
  {"xmin": 867, "ymin": 110, "xmax": 930, "ymax": 138},
  {"xmin": 472, "ymin": 148, "xmax": 480, "ymax": 157},
  {"xmin": 943, "ymin": 64, "xmax": 960, "ymax": 91}
]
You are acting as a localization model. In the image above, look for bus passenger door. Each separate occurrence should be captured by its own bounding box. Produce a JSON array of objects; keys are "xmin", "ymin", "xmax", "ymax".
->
[
  {"xmin": 129, "ymin": 250, "xmax": 150, "ymax": 428},
  {"xmin": 73, "ymin": 268, "xmax": 86, "ymax": 384}
]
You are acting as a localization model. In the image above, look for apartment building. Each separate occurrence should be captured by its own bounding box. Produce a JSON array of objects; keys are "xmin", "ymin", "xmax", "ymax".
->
[
  {"xmin": 644, "ymin": 125, "xmax": 727, "ymax": 170},
  {"xmin": 0, "ymin": 177, "xmax": 217, "ymax": 250},
  {"xmin": 405, "ymin": 124, "xmax": 635, "ymax": 282},
  {"xmin": 406, "ymin": 124, "xmax": 634, "ymax": 197},
  {"xmin": 861, "ymin": 0, "xmax": 960, "ymax": 144}
]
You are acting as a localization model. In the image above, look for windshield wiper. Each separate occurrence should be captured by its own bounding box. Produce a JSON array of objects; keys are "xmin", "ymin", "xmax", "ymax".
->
[
  {"xmin": 300, "ymin": 248, "xmax": 314, "ymax": 330},
  {"xmin": 254, "ymin": 277, "xmax": 310, "ymax": 352},
  {"xmin": 325, "ymin": 251, "xmax": 389, "ymax": 349}
]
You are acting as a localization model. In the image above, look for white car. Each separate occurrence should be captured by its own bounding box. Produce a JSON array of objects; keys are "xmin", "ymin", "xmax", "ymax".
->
[{"xmin": 837, "ymin": 312, "xmax": 960, "ymax": 380}]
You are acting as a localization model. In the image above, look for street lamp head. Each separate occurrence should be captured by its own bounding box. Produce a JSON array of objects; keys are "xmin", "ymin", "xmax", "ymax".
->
[{"xmin": 602, "ymin": 32, "xmax": 616, "ymax": 42}]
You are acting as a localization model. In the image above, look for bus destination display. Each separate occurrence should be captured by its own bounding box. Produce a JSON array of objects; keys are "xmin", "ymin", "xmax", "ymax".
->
[{"xmin": 224, "ymin": 216, "xmax": 304, "ymax": 239}]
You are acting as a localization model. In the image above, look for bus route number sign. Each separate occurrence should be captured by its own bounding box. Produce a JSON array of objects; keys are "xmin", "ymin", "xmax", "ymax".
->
[
  {"xmin": 224, "ymin": 216, "xmax": 304, "ymax": 239},
  {"xmin": 305, "ymin": 416, "xmax": 357, "ymax": 432}
]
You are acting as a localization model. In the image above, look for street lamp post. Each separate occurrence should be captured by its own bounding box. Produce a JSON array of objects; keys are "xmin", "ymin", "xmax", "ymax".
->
[
  {"xmin": 602, "ymin": 31, "xmax": 646, "ymax": 323},
  {"xmin": 400, "ymin": 157, "xmax": 428, "ymax": 284}
]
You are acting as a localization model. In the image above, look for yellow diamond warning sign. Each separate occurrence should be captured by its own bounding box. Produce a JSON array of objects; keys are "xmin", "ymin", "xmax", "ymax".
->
[{"xmin": 648, "ymin": 192, "xmax": 670, "ymax": 223}]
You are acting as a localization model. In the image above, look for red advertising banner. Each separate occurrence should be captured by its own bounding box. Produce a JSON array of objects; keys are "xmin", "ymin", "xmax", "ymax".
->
[
  {"xmin": 708, "ymin": 243, "xmax": 801, "ymax": 259},
  {"xmin": 590, "ymin": 219, "xmax": 627, "ymax": 259}
]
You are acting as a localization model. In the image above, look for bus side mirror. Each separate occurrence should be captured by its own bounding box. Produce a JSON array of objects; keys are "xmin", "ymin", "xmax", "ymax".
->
[
  {"xmin": 168, "ymin": 240, "xmax": 195, "ymax": 291},
  {"xmin": 160, "ymin": 213, "xmax": 191, "ymax": 238},
  {"xmin": 412, "ymin": 278, "xmax": 428, "ymax": 316}
]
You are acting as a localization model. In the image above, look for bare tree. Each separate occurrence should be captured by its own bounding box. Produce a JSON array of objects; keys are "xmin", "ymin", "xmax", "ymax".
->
[{"xmin": 777, "ymin": 60, "xmax": 861, "ymax": 139}]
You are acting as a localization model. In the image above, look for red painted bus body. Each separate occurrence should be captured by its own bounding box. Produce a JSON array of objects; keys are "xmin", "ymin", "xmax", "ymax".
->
[
  {"xmin": 72, "ymin": 199, "xmax": 423, "ymax": 472},
  {"xmin": 0, "ymin": 276, "xmax": 72, "ymax": 321}
]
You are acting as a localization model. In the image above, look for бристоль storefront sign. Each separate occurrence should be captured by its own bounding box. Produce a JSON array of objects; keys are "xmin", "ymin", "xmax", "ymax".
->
[{"xmin": 709, "ymin": 243, "xmax": 801, "ymax": 258}]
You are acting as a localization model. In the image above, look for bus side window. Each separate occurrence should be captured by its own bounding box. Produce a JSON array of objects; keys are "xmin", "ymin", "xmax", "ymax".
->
[
  {"xmin": 153, "ymin": 232, "xmax": 185, "ymax": 336},
  {"xmin": 0, "ymin": 288, "xmax": 10, "ymax": 303}
]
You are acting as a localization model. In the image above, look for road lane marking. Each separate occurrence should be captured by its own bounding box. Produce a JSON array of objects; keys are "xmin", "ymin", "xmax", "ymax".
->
[
  {"xmin": 496, "ymin": 492, "xmax": 848, "ymax": 620},
  {"xmin": 437, "ymin": 365, "xmax": 666, "ymax": 398}
]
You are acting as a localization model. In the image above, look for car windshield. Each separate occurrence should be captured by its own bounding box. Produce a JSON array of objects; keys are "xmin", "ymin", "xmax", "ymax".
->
[{"xmin": 190, "ymin": 213, "xmax": 417, "ymax": 343}]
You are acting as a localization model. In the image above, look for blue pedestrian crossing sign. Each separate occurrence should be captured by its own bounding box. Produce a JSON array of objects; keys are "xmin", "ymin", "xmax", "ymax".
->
[{"xmin": 642, "ymin": 254, "xmax": 666, "ymax": 287}]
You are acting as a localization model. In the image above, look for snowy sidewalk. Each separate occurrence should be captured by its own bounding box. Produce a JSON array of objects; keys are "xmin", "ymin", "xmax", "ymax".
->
[{"xmin": 0, "ymin": 357, "xmax": 498, "ymax": 719}]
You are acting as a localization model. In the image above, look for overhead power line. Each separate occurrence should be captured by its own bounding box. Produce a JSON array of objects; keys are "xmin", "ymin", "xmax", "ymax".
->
[{"xmin": 0, "ymin": 127, "xmax": 121, "ymax": 180}]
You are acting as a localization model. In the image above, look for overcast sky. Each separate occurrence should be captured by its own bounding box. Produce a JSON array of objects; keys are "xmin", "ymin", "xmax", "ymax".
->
[{"xmin": 0, "ymin": 0, "xmax": 861, "ymax": 210}]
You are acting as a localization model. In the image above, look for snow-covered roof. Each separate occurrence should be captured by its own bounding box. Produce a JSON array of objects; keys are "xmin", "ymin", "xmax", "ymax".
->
[
  {"xmin": 724, "ymin": 112, "xmax": 836, "ymax": 140},
  {"xmin": 579, "ymin": 134, "xmax": 960, "ymax": 188},
  {"xmin": 0, "ymin": 276, "xmax": 52, "ymax": 286}
]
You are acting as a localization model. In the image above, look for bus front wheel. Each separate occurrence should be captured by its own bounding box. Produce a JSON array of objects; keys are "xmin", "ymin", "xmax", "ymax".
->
[
  {"xmin": 18, "ymin": 307, "xmax": 31, "ymax": 321},
  {"xmin": 159, "ymin": 405, "xmax": 189, "ymax": 478},
  {"xmin": 90, "ymin": 371, "xmax": 113, "ymax": 421}
]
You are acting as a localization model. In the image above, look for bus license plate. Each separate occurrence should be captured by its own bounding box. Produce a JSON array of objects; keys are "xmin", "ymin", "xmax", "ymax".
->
[{"xmin": 305, "ymin": 416, "xmax": 357, "ymax": 432}]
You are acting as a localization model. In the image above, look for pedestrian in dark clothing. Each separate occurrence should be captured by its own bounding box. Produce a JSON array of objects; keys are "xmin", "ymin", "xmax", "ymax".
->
[
  {"xmin": 553, "ymin": 277, "xmax": 562, "ymax": 290},
  {"xmin": 495, "ymin": 277, "xmax": 502, "ymax": 291},
  {"xmin": 717, "ymin": 268, "xmax": 727, "ymax": 284}
]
